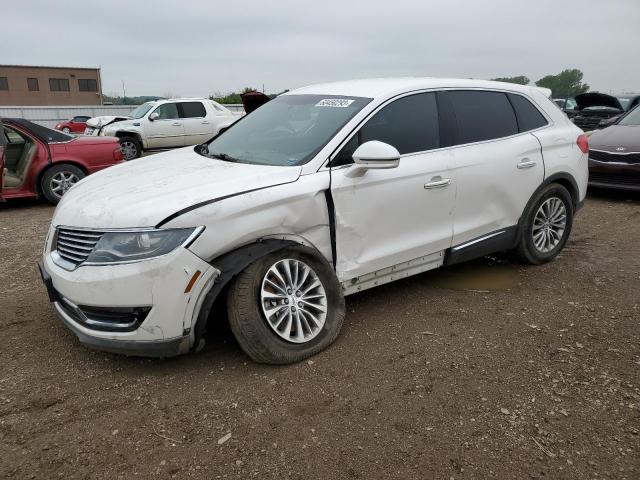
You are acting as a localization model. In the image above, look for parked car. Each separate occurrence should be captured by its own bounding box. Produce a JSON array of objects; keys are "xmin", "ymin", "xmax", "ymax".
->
[
  {"xmin": 84, "ymin": 98, "xmax": 241, "ymax": 160},
  {"xmin": 588, "ymin": 104, "xmax": 640, "ymax": 190},
  {"xmin": 54, "ymin": 116, "xmax": 91, "ymax": 134},
  {"xmin": 39, "ymin": 78, "xmax": 588, "ymax": 363},
  {"xmin": 1, "ymin": 118, "xmax": 123, "ymax": 204},
  {"xmin": 571, "ymin": 93, "xmax": 628, "ymax": 131}
]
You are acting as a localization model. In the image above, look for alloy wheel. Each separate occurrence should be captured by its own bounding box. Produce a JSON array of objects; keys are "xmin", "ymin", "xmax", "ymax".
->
[
  {"xmin": 50, "ymin": 171, "xmax": 80, "ymax": 198},
  {"xmin": 260, "ymin": 259, "xmax": 327, "ymax": 344},
  {"xmin": 120, "ymin": 141, "xmax": 138, "ymax": 160},
  {"xmin": 532, "ymin": 196, "xmax": 567, "ymax": 253}
]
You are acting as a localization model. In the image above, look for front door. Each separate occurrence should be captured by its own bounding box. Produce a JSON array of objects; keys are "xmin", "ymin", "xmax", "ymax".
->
[
  {"xmin": 330, "ymin": 92, "xmax": 455, "ymax": 282},
  {"xmin": 145, "ymin": 103, "xmax": 185, "ymax": 148}
]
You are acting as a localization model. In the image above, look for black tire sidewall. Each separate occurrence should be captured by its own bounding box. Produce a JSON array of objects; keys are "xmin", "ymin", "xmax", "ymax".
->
[
  {"xmin": 40, "ymin": 164, "xmax": 85, "ymax": 205},
  {"xmin": 119, "ymin": 136, "xmax": 141, "ymax": 160},
  {"xmin": 227, "ymin": 247, "xmax": 345, "ymax": 364},
  {"xmin": 519, "ymin": 184, "xmax": 574, "ymax": 264}
]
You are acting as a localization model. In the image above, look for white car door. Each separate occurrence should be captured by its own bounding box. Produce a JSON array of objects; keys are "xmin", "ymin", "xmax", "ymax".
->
[
  {"xmin": 330, "ymin": 92, "xmax": 455, "ymax": 284},
  {"xmin": 444, "ymin": 90, "xmax": 545, "ymax": 247},
  {"xmin": 178, "ymin": 101, "xmax": 215, "ymax": 145},
  {"xmin": 146, "ymin": 103, "xmax": 185, "ymax": 148}
]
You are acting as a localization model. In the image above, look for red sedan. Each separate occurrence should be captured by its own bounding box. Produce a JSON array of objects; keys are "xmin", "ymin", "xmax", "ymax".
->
[
  {"xmin": 1, "ymin": 118, "xmax": 123, "ymax": 204},
  {"xmin": 54, "ymin": 115, "xmax": 91, "ymax": 134}
]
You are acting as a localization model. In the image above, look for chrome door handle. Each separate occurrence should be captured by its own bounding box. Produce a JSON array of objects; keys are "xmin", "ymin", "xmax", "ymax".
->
[
  {"xmin": 517, "ymin": 159, "xmax": 537, "ymax": 169},
  {"xmin": 201, "ymin": 120, "xmax": 210, "ymax": 124},
  {"xmin": 424, "ymin": 178, "xmax": 451, "ymax": 189},
  {"xmin": 172, "ymin": 122, "xmax": 182, "ymax": 126}
]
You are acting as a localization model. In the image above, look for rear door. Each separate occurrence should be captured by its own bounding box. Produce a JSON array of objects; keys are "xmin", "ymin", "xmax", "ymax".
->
[
  {"xmin": 444, "ymin": 90, "xmax": 545, "ymax": 247},
  {"xmin": 145, "ymin": 102, "xmax": 185, "ymax": 148},
  {"xmin": 178, "ymin": 101, "xmax": 214, "ymax": 145},
  {"xmin": 0, "ymin": 120, "xmax": 5, "ymax": 199}
]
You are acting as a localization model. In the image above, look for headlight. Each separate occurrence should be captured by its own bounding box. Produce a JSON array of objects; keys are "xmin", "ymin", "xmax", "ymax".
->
[{"xmin": 85, "ymin": 227, "xmax": 202, "ymax": 264}]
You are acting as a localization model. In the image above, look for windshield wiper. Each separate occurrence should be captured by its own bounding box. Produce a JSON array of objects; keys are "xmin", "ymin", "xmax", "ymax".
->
[{"xmin": 209, "ymin": 152, "xmax": 242, "ymax": 163}]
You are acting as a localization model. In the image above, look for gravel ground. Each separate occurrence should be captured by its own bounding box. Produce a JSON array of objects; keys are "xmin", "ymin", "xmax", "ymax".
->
[{"xmin": 1, "ymin": 190, "xmax": 639, "ymax": 479}]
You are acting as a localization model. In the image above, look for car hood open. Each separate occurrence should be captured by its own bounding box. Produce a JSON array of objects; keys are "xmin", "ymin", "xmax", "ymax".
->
[
  {"xmin": 52, "ymin": 147, "xmax": 302, "ymax": 229},
  {"xmin": 575, "ymin": 93, "xmax": 623, "ymax": 111}
]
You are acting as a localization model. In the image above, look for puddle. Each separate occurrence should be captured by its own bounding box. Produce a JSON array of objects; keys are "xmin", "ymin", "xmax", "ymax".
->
[{"xmin": 418, "ymin": 256, "xmax": 519, "ymax": 292}]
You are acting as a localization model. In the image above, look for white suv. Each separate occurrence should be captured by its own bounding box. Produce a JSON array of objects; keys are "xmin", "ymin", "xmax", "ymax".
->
[
  {"xmin": 85, "ymin": 98, "xmax": 241, "ymax": 160},
  {"xmin": 40, "ymin": 78, "xmax": 589, "ymax": 364}
]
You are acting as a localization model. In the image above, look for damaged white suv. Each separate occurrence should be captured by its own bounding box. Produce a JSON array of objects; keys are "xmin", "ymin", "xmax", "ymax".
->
[{"xmin": 39, "ymin": 78, "xmax": 588, "ymax": 364}]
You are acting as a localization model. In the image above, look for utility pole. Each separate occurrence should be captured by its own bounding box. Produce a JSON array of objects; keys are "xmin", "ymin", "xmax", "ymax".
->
[{"xmin": 122, "ymin": 80, "xmax": 126, "ymax": 103}]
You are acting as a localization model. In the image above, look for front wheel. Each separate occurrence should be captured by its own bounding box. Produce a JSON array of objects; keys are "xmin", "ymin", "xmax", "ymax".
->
[
  {"xmin": 516, "ymin": 183, "xmax": 574, "ymax": 264},
  {"xmin": 40, "ymin": 164, "xmax": 85, "ymax": 205},
  {"xmin": 62, "ymin": 127, "xmax": 71, "ymax": 134},
  {"xmin": 227, "ymin": 247, "xmax": 345, "ymax": 364},
  {"xmin": 119, "ymin": 136, "xmax": 142, "ymax": 161}
]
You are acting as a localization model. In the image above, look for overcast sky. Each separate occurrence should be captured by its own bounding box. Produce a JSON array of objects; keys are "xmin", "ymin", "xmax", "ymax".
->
[{"xmin": 3, "ymin": 0, "xmax": 639, "ymax": 97}]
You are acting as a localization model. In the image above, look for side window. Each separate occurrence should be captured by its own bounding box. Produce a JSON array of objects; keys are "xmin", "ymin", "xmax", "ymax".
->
[
  {"xmin": 5, "ymin": 127, "xmax": 26, "ymax": 144},
  {"xmin": 449, "ymin": 90, "xmax": 518, "ymax": 144},
  {"xmin": 508, "ymin": 94, "xmax": 548, "ymax": 132},
  {"xmin": 332, "ymin": 92, "xmax": 440, "ymax": 166},
  {"xmin": 153, "ymin": 103, "xmax": 179, "ymax": 120},
  {"xmin": 72, "ymin": 116, "xmax": 89, "ymax": 123},
  {"xmin": 179, "ymin": 102, "xmax": 206, "ymax": 118}
]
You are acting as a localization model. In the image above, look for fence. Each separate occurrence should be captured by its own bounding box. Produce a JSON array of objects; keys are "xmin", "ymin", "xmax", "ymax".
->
[{"xmin": 0, "ymin": 104, "xmax": 245, "ymax": 128}]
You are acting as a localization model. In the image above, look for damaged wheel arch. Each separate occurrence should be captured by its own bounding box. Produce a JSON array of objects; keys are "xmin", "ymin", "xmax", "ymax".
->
[{"xmin": 190, "ymin": 238, "xmax": 333, "ymax": 350}]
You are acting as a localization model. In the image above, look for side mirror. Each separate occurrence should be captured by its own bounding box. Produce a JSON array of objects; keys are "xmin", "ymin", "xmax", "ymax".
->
[
  {"xmin": 149, "ymin": 112, "xmax": 160, "ymax": 121},
  {"xmin": 352, "ymin": 141, "xmax": 400, "ymax": 169}
]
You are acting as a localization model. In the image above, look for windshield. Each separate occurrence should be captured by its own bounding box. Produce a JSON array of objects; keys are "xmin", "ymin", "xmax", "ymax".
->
[
  {"xmin": 201, "ymin": 94, "xmax": 371, "ymax": 166},
  {"xmin": 130, "ymin": 102, "xmax": 154, "ymax": 119},
  {"xmin": 619, "ymin": 106, "xmax": 640, "ymax": 126}
]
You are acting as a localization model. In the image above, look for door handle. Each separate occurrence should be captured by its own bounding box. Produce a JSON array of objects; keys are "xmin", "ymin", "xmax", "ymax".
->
[
  {"xmin": 517, "ymin": 159, "xmax": 537, "ymax": 169},
  {"xmin": 424, "ymin": 178, "xmax": 451, "ymax": 189},
  {"xmin": 172, "ymin": 122, "xmax": 182, "ymax": 126},
  {"xmin": 201, "ymin": 121, "xmax": 210, "ymax": 124}
]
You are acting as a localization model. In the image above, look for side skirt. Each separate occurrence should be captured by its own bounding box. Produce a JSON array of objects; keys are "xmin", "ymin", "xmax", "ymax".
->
[
  {"xmin": 342, "ymin": 251, "xmax": 444, "ymax": 296},
  {"xmin": 444, "ymin": 226, "xmax": 518, "ymax": 266}
]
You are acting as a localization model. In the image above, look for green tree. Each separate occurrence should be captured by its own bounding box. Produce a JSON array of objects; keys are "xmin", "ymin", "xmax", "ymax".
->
[
  {"xmin": 535, "ymin": 69, "xmax": 589, "ymax": 97},
  {"xmin": 491, "ymin": 75, "xmax": 530, "ymax": 85}
]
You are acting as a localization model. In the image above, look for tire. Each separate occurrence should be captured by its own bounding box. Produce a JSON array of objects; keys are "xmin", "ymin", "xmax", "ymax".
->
[
  {"xmin": 227, "ymin": 246, "xmax": 345, "ymax": 364},
  {"xmin": 40, "ymin": 164, "xmax": 85, "ymax": 205},
  {"xmin": 119, "ymin": 136, "xmax": 142, "ymax": 160},
  {"xmin": 516, "ymin": 183, "xmax": 574, "ymax": 264},
  {"xmin": 62, "ymin": 127, "xmax": 71, "ymax": 134}
]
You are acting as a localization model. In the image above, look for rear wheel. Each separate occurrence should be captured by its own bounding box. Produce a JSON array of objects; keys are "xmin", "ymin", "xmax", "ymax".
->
[
  {"xmin": 119, "ymin": 136, "xmax": 142, "ymax": 160},
  {"xmin": 516, "ymin": 183, "xmax": 573, "ymax": 264},
  {"xmin": 227, "ymin": 247, "xmax": 345, "ymax": 364},
  {"xmin": 41, "ymin": 164, "xmax": 85, "ymax": 205}
]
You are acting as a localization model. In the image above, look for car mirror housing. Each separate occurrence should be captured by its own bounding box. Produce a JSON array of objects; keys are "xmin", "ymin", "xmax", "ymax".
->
[
  {"xmin": 352, "ymin": 141, "xmax": 400, "ymax": 169},
  {"xmin": 149, "ymin": 112, "xmax": 160, "ymax": 121}
]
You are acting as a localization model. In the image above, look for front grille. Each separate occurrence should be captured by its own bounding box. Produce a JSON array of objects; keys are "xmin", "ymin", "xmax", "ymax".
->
[
  {"xmin": 589, "ymin": 172, "xmax": 640, "ymax": 187},
  {"xmin": 55, "ymin": 228, "xmax": 104, "ymax": 267},
  {"xmin": 57, "ymin": 295, "xmax": 150, "ymax": 332},
  {"xmin": 589, "ymin": 149, "xmax": 640, "ymax": 164}
]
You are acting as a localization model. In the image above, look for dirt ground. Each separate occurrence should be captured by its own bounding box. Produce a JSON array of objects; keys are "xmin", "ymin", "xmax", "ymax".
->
[{"xmin": 1, "ymin": 190, "xmax": 639, "ymax": 480}]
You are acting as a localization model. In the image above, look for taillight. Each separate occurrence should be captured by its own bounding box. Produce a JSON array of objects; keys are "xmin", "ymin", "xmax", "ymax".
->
[
  {"xmin": 576, "ymin": 134, "xmax": 589, "ymax": 154},
  {"xmin": 113, "ymin": 147, "xmax": 124, "ymax": 161}
]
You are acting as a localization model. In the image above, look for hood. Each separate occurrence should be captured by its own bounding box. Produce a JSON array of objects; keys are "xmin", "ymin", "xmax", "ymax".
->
[
  {"xmin": 53, "ymin": 147, "xmax": 302, "ymax": 229},
  {"xmin": 588, "ymin": 124, "xmax": 640, "ymax": 151},
  {"xmin": 86, "ymin": 115, "xmax": 131, "ymax": 128},
  {"xmin": 241, "ymin": 91, "xmax": 271, "ymax": 114},
  {"xmin": 575, "ymin": 92, "xmax": 623, "ymax": 111}
]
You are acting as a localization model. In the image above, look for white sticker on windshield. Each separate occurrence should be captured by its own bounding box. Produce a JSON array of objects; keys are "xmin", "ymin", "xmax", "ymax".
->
[{"xmin": 315, "ymin": 99, "xmax": 355, "ymax": 108}]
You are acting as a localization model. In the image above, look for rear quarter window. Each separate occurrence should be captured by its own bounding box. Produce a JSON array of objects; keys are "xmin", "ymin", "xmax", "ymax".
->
[
  {"xmin": 449, "ymin": 90, "xmax": 518, "ymax": 144},
  {"xmin": 508, "ymin": 94, "xmax": 548, "ymax": 132}
]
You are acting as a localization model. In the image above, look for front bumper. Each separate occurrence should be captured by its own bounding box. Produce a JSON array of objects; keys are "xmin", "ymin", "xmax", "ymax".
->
[
  {"xmin": 39, "ymin": 245, "xmax": 219, "ymax": 357},
  {"xmin": 589, "ymin": 159, "xmax": 640, "ymax": 191}
]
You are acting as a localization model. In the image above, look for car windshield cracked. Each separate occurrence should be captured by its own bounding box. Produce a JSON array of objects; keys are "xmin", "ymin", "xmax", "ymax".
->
[{"xmin": 200, "ymin": 94, "xmax": 371, "ymax": 166}]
